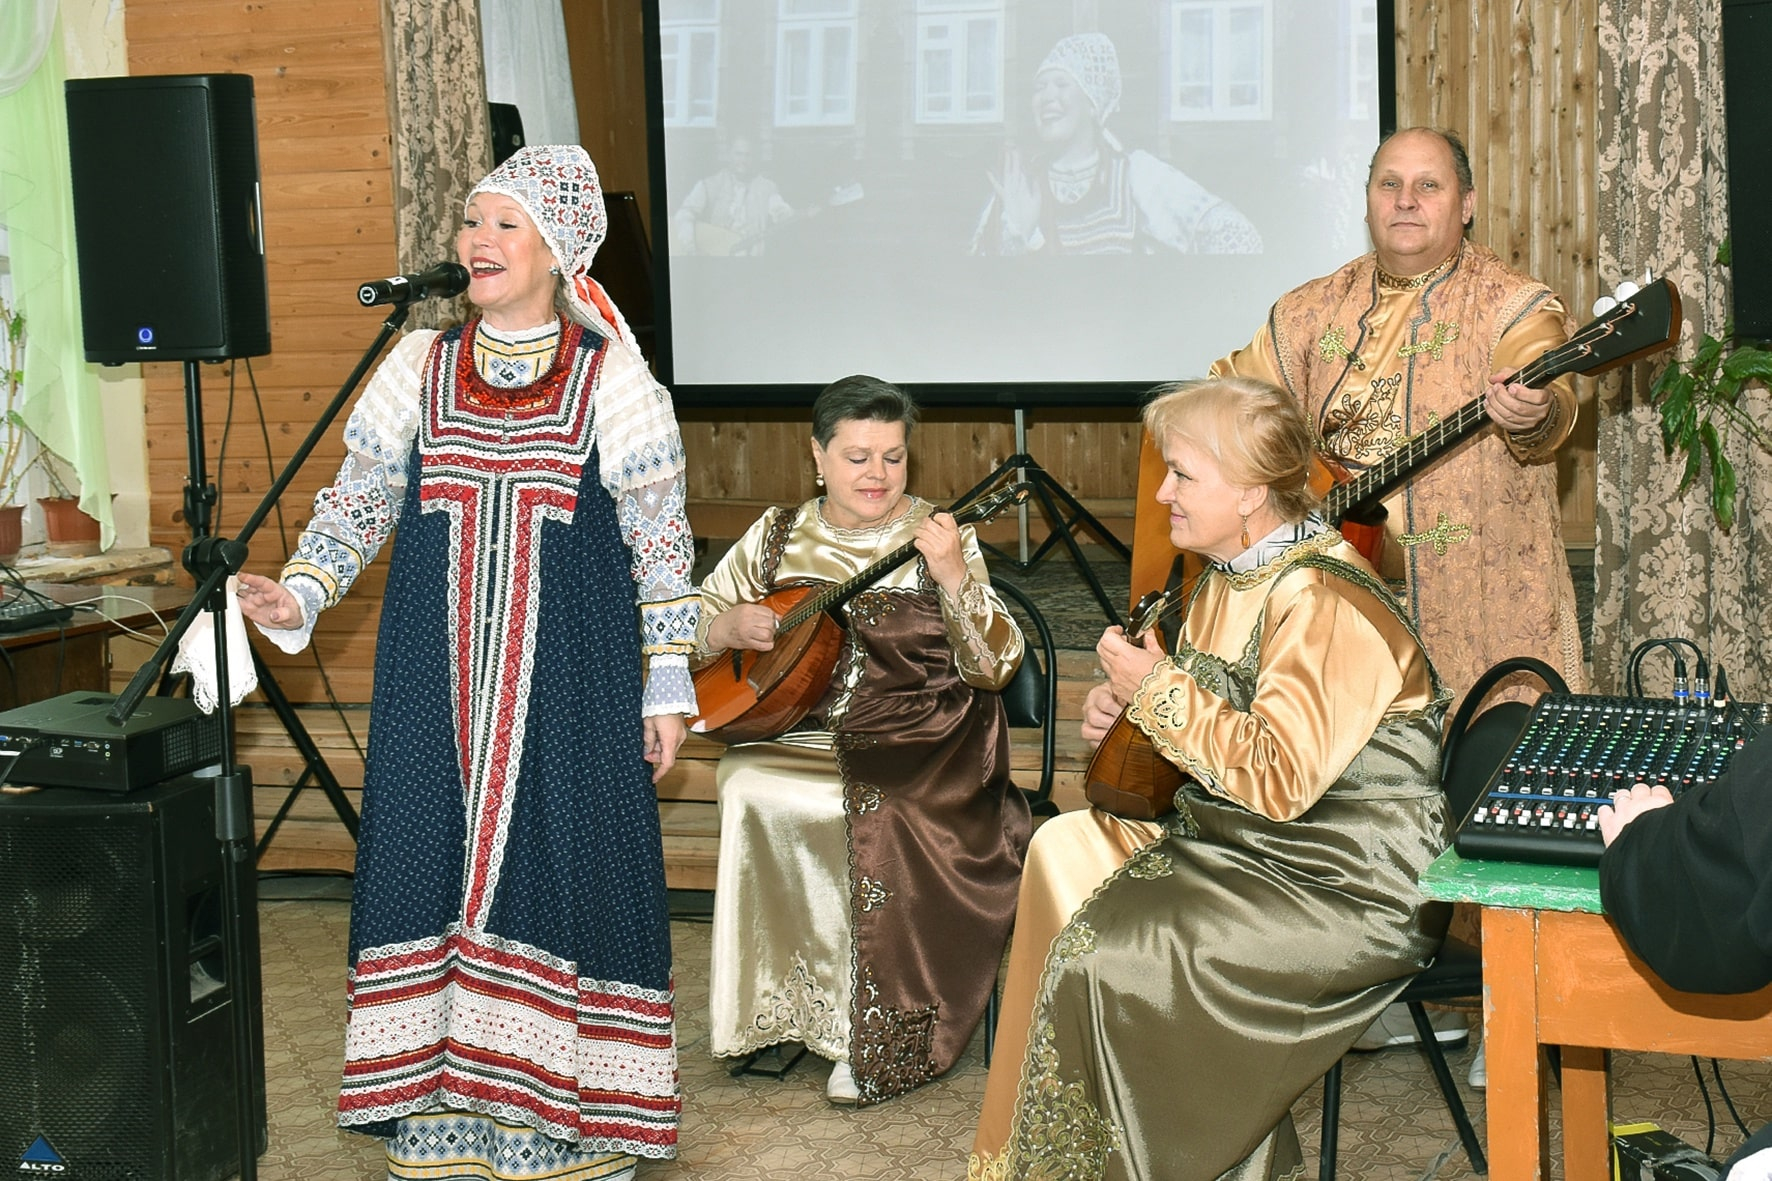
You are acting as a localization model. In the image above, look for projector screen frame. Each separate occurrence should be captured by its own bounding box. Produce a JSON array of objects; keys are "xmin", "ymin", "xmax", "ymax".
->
[{"xmin": 641, "ymin": 1, "xmax": 1398, "ymax": 410}]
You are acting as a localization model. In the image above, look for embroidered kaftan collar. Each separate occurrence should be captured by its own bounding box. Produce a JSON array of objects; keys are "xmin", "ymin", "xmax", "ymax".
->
[
  {"xmin": 1209, "ymin": 515, "xmax": 1337, "ymax": 588},
  {"xmin": 1376, "ymin": 240, "xmax": 1464, "ymax": 290}
]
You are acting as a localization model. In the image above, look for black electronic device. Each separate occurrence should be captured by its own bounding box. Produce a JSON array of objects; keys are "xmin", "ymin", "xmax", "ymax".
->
[
  {"xmin": 489, "ymin": 101, "xmax": 526, "ymax": 166},
  {"xmin": 1723, "ymin": 0, "xmax": 1772, "ymax": 340},
  {"xmin": 64, "ymin": 73, "xmax": 270, "ymax": 363},
  {"xmin": 1453, "ymin": 694, "xmax": 1770, "ymax": 868},
  {"xmin": 0, "ymin": 595, "xmax": 74, "ymax": 633},
  {"xmin": 0, "ymin": 691, "xmax": 222, "ymax": 793},
  {"xmin": 0, "ymin": 774, "xmax": 265, "ymax": 1181}
]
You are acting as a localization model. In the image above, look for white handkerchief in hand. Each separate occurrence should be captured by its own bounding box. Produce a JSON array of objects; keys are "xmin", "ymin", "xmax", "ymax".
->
[{"xmin": 171, "ymin": 575, "xmax": 260, "ymax": 713}]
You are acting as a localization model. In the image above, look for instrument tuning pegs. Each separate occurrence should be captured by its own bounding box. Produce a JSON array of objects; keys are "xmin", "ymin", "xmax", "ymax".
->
[{"xmin": 1593, "ymin": 295, "xmax": 1617, "ymax": 317}]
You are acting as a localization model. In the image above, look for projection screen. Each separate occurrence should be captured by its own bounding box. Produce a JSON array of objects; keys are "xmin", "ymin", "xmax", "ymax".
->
[{"xmin": 644, "ymin": 1, "xmax": 1396, "ymax": 406}]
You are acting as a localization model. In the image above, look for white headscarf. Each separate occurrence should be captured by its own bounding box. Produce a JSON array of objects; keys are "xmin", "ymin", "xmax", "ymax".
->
[
  {"xmin": 1039, "ymin": 33, "xmax": 1122, "ymax": 125},
  {"xmin": 465, "ymin": 144, "xmax": 640, "ymax": 353}
]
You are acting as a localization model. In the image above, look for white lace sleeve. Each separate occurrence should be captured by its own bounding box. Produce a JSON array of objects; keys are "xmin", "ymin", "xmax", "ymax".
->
[
  {"xmin": 596, "ymin": 342, "xmax": 700, "ymax": 717},
  {"xmin": 269, "ymin": 329, "xmax": 434, "ymax": 647}
]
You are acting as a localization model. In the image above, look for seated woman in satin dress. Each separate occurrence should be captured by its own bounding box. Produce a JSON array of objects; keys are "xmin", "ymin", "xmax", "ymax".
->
[
  {"xmin": 970, "ymin": 376, "xmax": 1452, "ymax": 1181},
  {"xmin": 694, "ymin": 375, "xmax": 1031, "ymax": 1106}
]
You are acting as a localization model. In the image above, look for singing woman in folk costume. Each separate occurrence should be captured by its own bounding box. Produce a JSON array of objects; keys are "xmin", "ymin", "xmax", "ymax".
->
[
  {"xmin": 694, "ymin": 375, "xmax": 1030, "ymax": 1105},
  {"xmin": 236, "ymin": 145, "xmax": 697, "ymax": 1181},
  {"xmin": 970, "ymin": 377, "xmax": 1451, "ymax": 1181}
]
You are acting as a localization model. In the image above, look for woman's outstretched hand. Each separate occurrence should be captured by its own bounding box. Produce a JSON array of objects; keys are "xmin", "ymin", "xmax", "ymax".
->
[{"xmin": 236, "ymin": 572, "xmax": 303, "ymax": 630}]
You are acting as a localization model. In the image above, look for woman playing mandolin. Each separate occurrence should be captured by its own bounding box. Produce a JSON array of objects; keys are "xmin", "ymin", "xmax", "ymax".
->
[
  {"xmin": 970, "ymin": 377, "xmax": 1453, "ymax": 1181},
  {"xmin": 694, "ymin": 375, "xmax": 1031, "ymax": 1106}
]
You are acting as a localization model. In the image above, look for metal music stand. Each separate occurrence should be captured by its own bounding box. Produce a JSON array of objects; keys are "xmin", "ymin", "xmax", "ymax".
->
[{"xmin": 951, "ymin": 407, "xmax": 1128, "ymax": 628}]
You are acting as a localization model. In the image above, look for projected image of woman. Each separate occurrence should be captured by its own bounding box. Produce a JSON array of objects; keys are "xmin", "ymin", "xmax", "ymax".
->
[{"xmin": 972, "ymin": 32, "xmax": 1262, "ymax": 256}]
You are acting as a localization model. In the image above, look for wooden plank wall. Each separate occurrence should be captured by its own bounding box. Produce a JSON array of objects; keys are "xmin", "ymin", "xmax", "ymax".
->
[
  {"xmin": 118, "ymin": 0, "xmax": 1601, "ymax": 870},
  {"xmin": 1393, "ymin": 0, "xmax": 1601, "ymax": 546},
  {"xmin": 123, "ymin": 0, "xmax": 397, "ymax": 866}
]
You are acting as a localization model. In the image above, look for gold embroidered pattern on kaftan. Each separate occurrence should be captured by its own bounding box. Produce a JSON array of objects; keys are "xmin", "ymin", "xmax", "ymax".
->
[
  {"xmin": 853, "ymin": 966, "xmax": 938, "ymax": 1103},
  {"xmin": 1398, "ymin": 511, "xmax": 1473, "ymax": 555},
  {"xmin": 1321, "ymin": 373, "xmax": 1404, "ymax": 462},
  {"xmin": 1396, "ymin": 319, "xmax": 1461, "ymax": 360},
  {"xmin": 747, "ymin": 954, "xmax": 845, "ymax": 1051}
]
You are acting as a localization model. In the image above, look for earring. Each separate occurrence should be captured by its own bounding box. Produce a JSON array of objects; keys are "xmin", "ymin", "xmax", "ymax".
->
[
  {"xmin": 1240, "ymin": 514, "xmax": 1251, "ymax": 548},
  {"xmin": 548, "ymin": 265, "xmax": 561, "ymax": 275},
  {"xmin": 815, "ymin": 472, "xmax": 825, "ymax": 488}
]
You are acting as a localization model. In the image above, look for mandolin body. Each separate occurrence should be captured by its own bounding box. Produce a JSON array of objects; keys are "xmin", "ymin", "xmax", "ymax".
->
[
  {"xmin": 1083, "ymin": 711, "xmax": 1186, "ymax": 820},
  {"xmin": 689, "ymin": 583, "xmax": 847, "ymax": 744}
]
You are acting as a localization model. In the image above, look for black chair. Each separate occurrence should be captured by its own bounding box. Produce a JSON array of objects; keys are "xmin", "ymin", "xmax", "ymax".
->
[
  {"xmin": 980, "ymin": 577, "xmax": 1060, "ymax": 1066},
  {"xmin": 1317, "ymin": 655, "xmax": 1570, "ymax": 1180},
  {"xmin": 991, "ymin": 577, "xmax": 1060, "ymax": 818}
]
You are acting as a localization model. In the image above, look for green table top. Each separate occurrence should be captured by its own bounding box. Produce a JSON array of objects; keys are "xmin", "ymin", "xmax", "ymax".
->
[{"xmin": 1420, "ymin": 848, "xmax": 1604, "ymax": 914}]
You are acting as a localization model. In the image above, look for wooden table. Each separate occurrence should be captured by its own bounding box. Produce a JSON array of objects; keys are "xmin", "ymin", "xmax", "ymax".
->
[
  {"xmin": 1421, "ymin": 851, "xmax": 1772, "ymax": 1179},
  {"xmin": 0, "ymin": 583, "xmax": 192, "ymax": 706}
]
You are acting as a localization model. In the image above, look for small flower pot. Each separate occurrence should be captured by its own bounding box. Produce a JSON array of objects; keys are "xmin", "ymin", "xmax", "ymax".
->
[
  {"xmin": 38, "ymin": 496, "xmax": 102, "ymax": 557},
  {"xmin": 0, "ymin": 503, "xmax": 22, "ymax": 565}
]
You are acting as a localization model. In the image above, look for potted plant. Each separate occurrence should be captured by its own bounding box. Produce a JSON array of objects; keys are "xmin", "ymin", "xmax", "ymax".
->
[
  {"xmin": 0, "ymin": 295, "xmax": 31, "ymax": 563},
  {"xmin": 1647, "ymin": 241, "xmax": 1772, "ymax": 529},
  {"xmin": 36, "ymin": 450, "xmax": 103, "ymax": 557}
]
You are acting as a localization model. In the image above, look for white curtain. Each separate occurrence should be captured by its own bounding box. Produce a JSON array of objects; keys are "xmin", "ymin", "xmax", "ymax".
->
[
  {"xmin": 479, "ymin": 0, "xmax": 580, "ymax": 148},
  {"xmin": 0, "ymin": 0, "xmax": 57, "ymax": 98}
]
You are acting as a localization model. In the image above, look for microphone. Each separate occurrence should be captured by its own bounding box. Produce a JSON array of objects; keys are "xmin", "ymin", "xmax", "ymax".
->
[{"xmin": 356, "ymin": 262, "xmax": 470, "ymax": 307}]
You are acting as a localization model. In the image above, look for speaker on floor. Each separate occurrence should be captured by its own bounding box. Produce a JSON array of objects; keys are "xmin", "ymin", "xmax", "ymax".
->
[
  {"xmin": 64, "ymin": 73, "xmax": 270, "ymax": 364},
  {"xmin": 1724, "ymin": 0, "xmax": 1772, "ymax": 340},
  {"xmin": 0, "ymin": 776, "xmax": 265, "ymax": 1181}
]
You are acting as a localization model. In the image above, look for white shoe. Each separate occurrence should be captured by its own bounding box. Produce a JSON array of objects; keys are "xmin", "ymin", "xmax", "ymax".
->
[
  {"xmin": 1350, "ymin": 1002, "xmax": 1469, "ymax": 1051},
  {"xmin": 825, "ymin": 1060, "xmax": 860, "ymax": 1104},
  {"xmin": 1467, "ymin": 1043, "xmax": 1486, "ymax": 1089}
]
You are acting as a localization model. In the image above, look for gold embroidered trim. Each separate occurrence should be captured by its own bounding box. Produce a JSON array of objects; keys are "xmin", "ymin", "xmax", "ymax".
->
[
  {"xmin": 1316, "ymin": 325, "xmax": 1366, "ymax": 371},
  {"xmin": 1396, "ymin": 319, "xmax": 1461, "ymax": 361},
  {"xmin": 853, "ymin": 965, "xmax": 938, "ymax": 1103},
  {"xmin": 1215, "ymin": 530, "xmax": 1342, "ymax": 591},
  {"xmin": 1123, "ymin": 844, "xmax": 1174, "ymax": 879},
  {"xmin": 857, "ymin": 875, "xmax": 892, "ymax": 912},
  {"xmin": 1397, "ymin": 510, "xmax": 1473, "ymax": 556},
  {"xmin": 730, "ymin": 954, "xmax": 845, "ymax": 1059},
  {"xmin": 846, "ymin": 781, "xmax": 884, "ymax": 815},
  {"xmin": 1376, "ymin": 250, "xmax": 1458, "ymax": 290}
]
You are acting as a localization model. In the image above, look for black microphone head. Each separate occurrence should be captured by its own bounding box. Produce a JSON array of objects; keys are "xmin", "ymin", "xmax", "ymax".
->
[{"xmin": 418, "ymin": 262, "xmax": 470, "ymax": 299}]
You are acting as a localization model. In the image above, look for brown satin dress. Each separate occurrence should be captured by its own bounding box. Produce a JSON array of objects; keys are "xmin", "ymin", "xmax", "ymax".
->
[{"xmin": 697, "ymin": 497, "xmax": 1031, "ymax": 1105}]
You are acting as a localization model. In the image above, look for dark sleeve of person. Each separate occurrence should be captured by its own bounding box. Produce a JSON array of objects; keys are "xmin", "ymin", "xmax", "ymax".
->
[{"xmin": 1597, "ymin": 729, "xmax": 1772, "ymax": 995}]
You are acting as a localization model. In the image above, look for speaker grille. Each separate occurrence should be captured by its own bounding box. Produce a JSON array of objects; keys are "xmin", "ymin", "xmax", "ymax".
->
[{"xmin": 0, "ymin": 819, "xmax": 158, "ymax": 1179}]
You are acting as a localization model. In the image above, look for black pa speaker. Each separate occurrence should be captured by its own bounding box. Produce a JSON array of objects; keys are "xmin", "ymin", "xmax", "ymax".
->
[
  {"xmin": 489, "ymin": 102, "xmax": 526, "ymax": 167},
  {"xmin": 1723, "ymin": 0, "xmax": 1772, "ymax": 340},
  {"xmin": 0, "ymin": 776, "xmax": 265, "ymax": 1181},
  {"xmin": 64, "ymin": 74, "xmax": 270, "ymax": 364}
]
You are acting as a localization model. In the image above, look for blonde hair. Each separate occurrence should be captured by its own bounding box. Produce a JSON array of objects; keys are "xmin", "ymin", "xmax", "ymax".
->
[{"xmin": 1141, "ymin": 377, "xmax": 1321, "ymax": 523}]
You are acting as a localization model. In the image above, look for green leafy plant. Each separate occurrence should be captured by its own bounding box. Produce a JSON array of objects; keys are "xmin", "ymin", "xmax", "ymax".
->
[
  {"xmin": 1647, "ymin": 240, "xmax": 1772, "ymax": 530},
  {"xmin": 0, "ymin": 294, "xmax": 37, "ymax": 504}
]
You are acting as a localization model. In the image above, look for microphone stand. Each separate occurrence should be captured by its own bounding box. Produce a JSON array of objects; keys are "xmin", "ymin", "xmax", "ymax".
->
[{"xmin": 108, "ymin": 300, "xmax": 415, "ymax": 1181}]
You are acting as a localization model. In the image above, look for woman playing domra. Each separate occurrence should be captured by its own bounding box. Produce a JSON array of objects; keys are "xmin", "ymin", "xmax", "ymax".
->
[
  {"xmin": 695, "ymin": 375, "xmax": 1031, "ymax": 1106},
  {"xmin": 970, "ymin": 377, "xmax": 1452, "ymax": 1180}
]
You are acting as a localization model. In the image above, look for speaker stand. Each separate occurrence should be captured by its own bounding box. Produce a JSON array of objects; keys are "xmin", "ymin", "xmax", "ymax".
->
[
  {"xmin": 112, "ymin": 309, "xmax": 415, "ymax": 1181},
  {"xmin": 952, "ymin": 408, "xmax": 1128, "ymax": 629},
  {"xmin": 167, "ymin": 363, "xmax": 362, "ymax": 858}
]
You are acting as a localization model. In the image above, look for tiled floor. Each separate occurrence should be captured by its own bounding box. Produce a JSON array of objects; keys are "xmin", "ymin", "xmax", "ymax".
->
[{"xmin": 253, "ymin": 881, "xmax": 1769, "ymax": 1180}]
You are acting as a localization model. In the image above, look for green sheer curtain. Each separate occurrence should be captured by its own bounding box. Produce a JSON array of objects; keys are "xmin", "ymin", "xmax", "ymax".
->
[{"xmin": 0, "ymin": 9, "xmax": 114, "ymax": 546}]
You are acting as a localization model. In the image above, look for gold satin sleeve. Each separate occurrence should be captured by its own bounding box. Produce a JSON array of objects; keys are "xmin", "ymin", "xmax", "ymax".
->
[
  {"xmin": 938, "ymin": 531, "xmax": 1024, "ymax": 691},
  {"xmin": 1492, "ymin": 294, "xmax": 1578, "ymax": 463},
  {"xmin": 1126, "ymin": 573, "xmax": 1436, "ymax": 822},
  {"xmin": 1208, "ymin": 326, "xmax": 1282, "ymax": 387}
]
